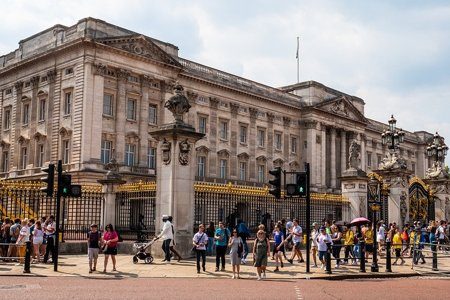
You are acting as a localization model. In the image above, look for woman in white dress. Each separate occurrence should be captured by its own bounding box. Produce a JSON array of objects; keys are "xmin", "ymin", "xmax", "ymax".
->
[{"xmin": 228, "ymin": 229, "xmax": 243, "ymax": 279}]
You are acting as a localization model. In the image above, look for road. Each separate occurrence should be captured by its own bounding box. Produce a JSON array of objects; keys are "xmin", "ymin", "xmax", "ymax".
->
[{"xmin": 1, "ymin": 276, "xmax": 449, "ymax": 300}]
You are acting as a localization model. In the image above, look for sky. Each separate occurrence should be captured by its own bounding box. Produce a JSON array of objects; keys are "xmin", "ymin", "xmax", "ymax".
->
[{"xmin": 1, "ymin": 0, "xmax": 449, "ymax": 164}]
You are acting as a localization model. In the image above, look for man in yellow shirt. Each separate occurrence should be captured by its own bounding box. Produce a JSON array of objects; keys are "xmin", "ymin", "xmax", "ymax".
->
[
  {"xmin": 343, "ymin": 227, "xmax": 355, "ymax": 264},
  {"xmin": 364, "ymin": 224, "xmax": 374, "ymax": 260},
  {"xmin": 393, "ymin": 230, "xmax": 405, "ymax": 265}
]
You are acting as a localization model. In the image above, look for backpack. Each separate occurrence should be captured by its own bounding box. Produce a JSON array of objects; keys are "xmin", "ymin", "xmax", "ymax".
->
[
  {"xmin": 401, "ymin": 231, "xmax": 408, "ymax": 241},
  {"xmin": 10, "ymin": 224, "xmax": 20, "ymax": 239}
]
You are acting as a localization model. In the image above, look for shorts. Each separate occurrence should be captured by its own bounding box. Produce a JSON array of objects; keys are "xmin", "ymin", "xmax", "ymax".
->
[
  {"xmin": 88, "ymin": 248, "xmax": 99, "ymax": 260},
  {"xmin": 274, "ymin": 244, "xmax": 284, "ymax": 253},
  {"xmin": 395, "ymin": 249, "xmax": 401, "ymax": 258},
  {"xmin": 294, "ymin": 242, "xmax": 302, "ymax": 250},
  {"xmin": 33, "ymin": 237, "xmax": 43, "ymax": 245},
  {"xmin": 365, "ymin": 244, "xmax": 373, "ymax": 253},
  {"xmin": 104, "ymin": 247, "xmax": 117, "ymax": 256},
  {"xmin": 254, "ymin": 253, "xmax": 268, "ymax": 267},
  {"xmin": 318, "ymin": 250, "xmax": 327, "ymax": 261}
]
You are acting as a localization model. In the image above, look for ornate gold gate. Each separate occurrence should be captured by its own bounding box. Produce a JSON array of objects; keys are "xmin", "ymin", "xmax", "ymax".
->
[{"xmin": 409, "ymin": 177, "xmax": 433, "ymax": 222}]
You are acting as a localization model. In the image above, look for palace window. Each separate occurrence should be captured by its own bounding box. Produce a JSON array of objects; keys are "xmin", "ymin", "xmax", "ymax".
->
[
  {"xmin": 219, "ymin": 120, "xmax": 228, "ymax": 140},
  {"xmin": 101, "ymin": 140, "xmax": 112, "ymax": 164},
  {"xmin": 20, "ymin": 147, "xmax": 28, "ymax": 170},
  {"xmin": 127, "ymin": 98, "xmax": 137, "ymax": 120},
  {"xmin": 103, "ymin": 94, "xmax": 114, "ymax": 116},
  {"xmin": 257, "ymin": 128, "xmax": 265, "ymax": 147},
  {"xmin": 219, "ymin": 159, "xmax": 227, "ymax": 179},
  {"xmin": 367, "ymin": 152, "xmax": 372, "ymax": 168},
  {"xmin": 240, "ymin": 125, "xmax": 247, "ymax": 144},
  {"xmin": 147, "ymin": 147, "xmax": 156, "ymax": 169},
  {"xmin": 36, "ymin": 144, "xmax": 45, "ymax": 167},
  {"xmin": 39, "ymin": 99, "xmax": 46, "ymax": 121},
  {"xmin": 197, "ymin": 156, "xmax": 206, "ymax": 178},
  {"xmin": 3, "ymin": 108, "xmax": 11, "ymax": 130},
  {"xmin": 377, "ymin": 155, "xmax": 382, "ymax": 168},
  {"xmin": 64, "ymin": 91, "xmax": 72, "ymax": 115},
  {"xmin": 148, "ymin": 104, "xmax": 157, "ymax": 124},
  {"xmin": 22, "ymin": 103, "xmax": 30, "ymax": 125},
  {"xmin": 62, "ymin": 140, "xmax": 70, "ymax": 164},
  {"xmin": 2, "ymin": 152, "xmax": 9, "ymax": 172},
  {"xmin": 258, "ymin": 165, "xmax": 265, "ymax": 183},
  {"xmin": 64, "ymin": 67, "xmax": 74, "ymax": 75},
  {"xmin": 125, "ymin": 144, "xmax": 136, "ymax": 166},
  {"xmin": 239, "ymin": 162, "xmax": 247, "ymax": 181},
  {"xmin": 291, "ymin": 137, "xmax": 297, "ymax": 154},
  {"xmin": 198, "ymin": 116, "xmax": 207, "ymax": 134},
  {"xmin": 411, "ymin": 163, "xmax": 416, "ymax": 174},
  {"xmin": 274, "ymin": 132, "xmax": 282, "ymax": 150}
]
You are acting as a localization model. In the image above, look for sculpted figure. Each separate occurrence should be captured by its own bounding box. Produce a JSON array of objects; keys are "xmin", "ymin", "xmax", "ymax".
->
[{"xmin": 164, "ymin": 84, "xmax": 191, "ymax": 123}]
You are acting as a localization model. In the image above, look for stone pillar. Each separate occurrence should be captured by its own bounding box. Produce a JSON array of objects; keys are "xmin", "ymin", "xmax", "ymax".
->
[
  {"xmin": 341, "ymin": 171, "xmax": 369, "ymax": 220},
  {"xmin": 267, "ymin": 113, "xmax": 274, "ymax": 171},
  {"xmin": 360, "ymin": 133, "xmax": 367, "ymax": 172},
  {"xmin": 249, "ymin": 108, "xmax": 258, "ymax": 180},
  {"xmin": 229, "ymin": 103, "xmax": 239, "ymax": 178},
  {"xmin": 304, "ymin": 121, "xmax": 318, "ymax": 187},
  {"xmin": 29, "ymin": 76, "xmax": 40, "ymax": 166},
  {"xmin": 424, "ymin": 179, "xmax": 450, "ymax": 221},
  {"xmin": 208, "ymin": 98, "xmax": 219, "ymax": 177},
  {"xmin": 150, "ymin": 84, "xmax": 205, "ymax": 258},
  {"xmin": 330, "ymin": 127, "xmax": 337, "ymax": 189},
  {"xmin": 98, "ymin": 175, "xmax": 126, "ymax": 228},
  {"xmin": 114, "ymin": 69, "xmax": 130, "ymax": 164}
]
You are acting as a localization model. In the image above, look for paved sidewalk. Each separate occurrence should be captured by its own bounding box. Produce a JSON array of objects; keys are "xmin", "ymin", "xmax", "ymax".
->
[{"xmin": 2, "ymin": 251, "xmax": 448, "ymax": 279}]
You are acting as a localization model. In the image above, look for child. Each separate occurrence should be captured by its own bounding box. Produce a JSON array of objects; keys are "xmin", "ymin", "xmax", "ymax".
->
[
  {"xmin": 392, "ymin": 229, "xmax": 405, "ymax": 265},
  {"xmin": 87, "ymin": 224, "xmax": 101, "ymax": 273}
]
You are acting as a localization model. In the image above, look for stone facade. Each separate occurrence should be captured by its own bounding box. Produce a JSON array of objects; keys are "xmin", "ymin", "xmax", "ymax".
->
[{"xmin": 0, "ymin": 18, "xmax": 434, "ymax": 190}]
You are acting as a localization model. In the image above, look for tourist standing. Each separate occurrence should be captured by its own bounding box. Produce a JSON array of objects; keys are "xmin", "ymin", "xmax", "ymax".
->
[
  {"xmin": 193, "ymin": 224, "xmax": 208, "ymax": 274},
  {"xmin": 392, "ymin": 229, "xmax": 405, "ymax": 265},
  {"xmin": 272, "ymin": 224, "xmax": 284, "ymax": 272},
  {"xmin": 316, "ymin": 227, "xmax": 332, "ymax": 269},
  {"xmin": 157, "ymin": 215, "xmax": 173, "ymax": 262},
  {"xmin": 343, "ymin": 226, "xmax": 355, "ymax": 264},
  {"xmin": 364, "ymin": 223, "xmax": 374, "ymax": 260},
  {"xmin": 1, "ymin": 218, "xmax": 11, "ymax": 259},
  {"xmin": 214, "ymin": 221, "xmax": 230, "ymax": 272},
  {"xmin": 229, "ymin": 229, "xmax": 243, "ymax": 279},
  {"xmin": 206, "ymin": 222, "xmax": 215, "ymax": 256},
  {"xmin": 43, "ymin": 215, "xmax": 56, "ymax": 264},
  {"xmin": 237, "ymin": 219, "xmax": 250, "ymax": 264},
  {"xmin": 253, "ymin": 229, "xmax": 270, "ymax": 280},
  {"xmin": 7, "ymin": 218, "xmax": 21, "ymax": 261},
  {"xmin": 87, "ymin": 224, "xmax": 101, "ymax": 273},
  {"xmin": 376, "ymin": 221, "xmax": 385, "ymax": 256},
  {"xmin": 16, "ymin": 219, "xmax": 30, "ymax": 264},
  {"xmin": 32, "ymin": 221, "xmax": 45, "ymax": 263},
  {"xmin": 103, "ymin": 224, "xmax": 119, "ymax": 272},
  {"xmin": 331, "ymin": 225, "xmax": 342, "ymax": 268}
]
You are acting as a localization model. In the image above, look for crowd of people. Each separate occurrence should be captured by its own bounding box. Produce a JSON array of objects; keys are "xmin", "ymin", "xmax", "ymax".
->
[{"xmin": 0, "ymin": 215, "xmax": 57, "ymax": 265}]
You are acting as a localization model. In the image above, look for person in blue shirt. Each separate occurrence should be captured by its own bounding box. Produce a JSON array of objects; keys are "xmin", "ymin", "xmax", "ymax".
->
[
  {"xmin": 214, "ymin": 221, "xmax": 231, "ymax": 272},
  {"xmin": 237, "ymin": 219, "xmax": 250, "ymax": 264},
  {"xmin": 272, "ymin": 224, "xmax": 284, "ymax": 272}
]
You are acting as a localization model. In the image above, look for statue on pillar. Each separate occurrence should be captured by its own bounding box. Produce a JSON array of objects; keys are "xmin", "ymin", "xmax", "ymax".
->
[
  {"xmin": 178, "ymin": 139, "xmax": 191, "ymax": 166},
  {"xmin": 348, "ymin": 140, "xmax": 361, "ymax": 170},
  {"xmin": 161, "ymin": 139, "xmax": 171, "ymax": 165},
  {"xmin": 379, "ymin": 152, "xmax": 407, "ymax": 171},
  {"xmin": 164, "ymin": 84, "xmax": 191, "ymax": 124}
]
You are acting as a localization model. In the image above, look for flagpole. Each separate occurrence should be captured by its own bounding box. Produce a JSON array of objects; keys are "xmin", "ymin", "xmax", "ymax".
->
[{"xmin": 296, "ymin": 36, "xmax": 299, "ymax": 83}]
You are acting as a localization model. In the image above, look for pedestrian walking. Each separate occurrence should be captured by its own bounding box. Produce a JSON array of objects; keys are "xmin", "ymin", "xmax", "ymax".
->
[
  {"xmin": 43, "ymin": 215, "xmax": 56, "ymax": 264},
  {"xmin": 1, "ymin": 218, "xmax": 11, "ymax": 259},
  {"xmin": 310, "ymin": 222, "xmax": 319, "ymax": 267},
  {"xmin": 229, "ymin": 229, "xmax": 243, "ymax": 279},
  {"xmin": 272, "ymin": 224, "xmax": 284, "ymax": 272},
  {"xmin": 343, "ymin": 226, "xmax": 355, "ymax": 264},
  {"xmin": 87, "ymin": 224, "xmax": 101, "ymax": 273},
  {"xmin": 287, "ymin": 219, "xmax": 304, "ymax": 264},
  {"xmin": 392, "ymin": 229, "xmax": 405, "ymax": 265},
  {"xmin": 193, "ymin": 224, "xmax": 208, "ymax": 274},
  {"xmin": 168, "ymin": 217, "xmax": 182, "ymax": 262},
  {"xmin": 16, "ymin": 219, "xmax": 30, "ymax": 265},
  {"xmin": 377, "ymin": 221, "xmax": 385, "ymax": 256},
  {"xmin": 103, "ymin": 224, "xmax": 119, "ymax": 272},
  {"xmin": 32, "ymin": 221, "xmax": 44, "ymax": 263},
  {"xmin": 364, "ymin": 223, "xmax": 374, "ymax": 260},
  {"xmin": 316, "ymin": 227, "xmax": 332, "ymax": 269},
  {"xmin": 214, "ymin": 221, "xmax": 230, "ymax": 272},
  {"xmin": 206, "ymin": 222, "xmax": 215, "ymax": 256},
  {"xmin": 253, "ymin": 230, "xmax": 270, "ymax": 280},
  {"xmin": 157, "ymin": 215, "xmax": 173, "ymax": 263},
  {"xmin": 7, "ymin": 218, "xmax": 21, "ymax": 261},
  {"xmin": 401, "ymin": 224, "xmax": 410, "ymax": 256},
  {"xmin": 237, "ymin": 219, "xmax": 250, "ymax": 264}
]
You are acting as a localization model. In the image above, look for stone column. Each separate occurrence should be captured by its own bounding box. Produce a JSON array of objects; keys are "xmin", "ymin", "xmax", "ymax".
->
[
  {"xmin": 341, "ymin": 130, "xmax": 347, "ymax": 173},
  {"xmin": 208, "ymin": 97, "xmax": 219, "ymax": 177},
  {"xmin": 13, "ymin": 81, "xmax": 24, "ymax": 169},
  {"xmin": 360, "ymin": 133, "xmax": 367, "ymax": 172},
  {"xmin": 304, "ymin": 121, "xmax": 318, "ymax": 187},
  {"xmin": 266, "ymin": 113, "xmax": 275, "ymax": 171},
  {"xmin": 114, "ymin": 69, "xmax": 130, "ymax": 164},
  {"xmin": 249, "ymin": 108, "xmax": 258, "ymax": 180},
  {"xmin": 29, "ymin": 76, "xmax": 40, "ymax": 166},
  {"xmin": 229, "ymin": 103, "xmax": 239, "ymax": 178},
  {"xmin": 320, "ymin": 123, "xmax": 326, "ymax": 188},
  {"xmin": 98, "ymin": 175, "xmax": 126, "ymax": 228},
  {"xmin": 341, "ymin": 176, "xmax": 369, "ymax": 220},
  {"xmin": 45, "ymin": 70, "xmax": 57, "ymax": 163},
  {"xmin": 139, "ymin": 76, "xmax": 151, "ymax": 167},
  {"xmin": 330, "ymin": 127, "xmax": 337, "ymax": 188}
]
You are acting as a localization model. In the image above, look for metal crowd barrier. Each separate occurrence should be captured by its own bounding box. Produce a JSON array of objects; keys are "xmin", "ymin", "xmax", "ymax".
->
[
  {"xmin": 0, "ymin": 242, "xmax": 32, "ymax": 273},
  {"xmin": 412, "ymin": 241, "xmax": 450, "ymax": 275}
]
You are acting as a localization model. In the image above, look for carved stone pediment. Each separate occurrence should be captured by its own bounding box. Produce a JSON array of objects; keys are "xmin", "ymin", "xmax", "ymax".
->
[
  {"xmin": 256, "ymin": 155, "xmax": 267, "ymax": 163},
  {"xmin": 273, "ymin": 158, "xmax": 284, "ymax": 167},
  {"xmin": 34, "ymin": 132, "xmax": 47, "ymax": 141},
  {"xmin": 237, "ymin": 152, "xmax": 250, "ymax": 160},
  {"xmin": 59, "ymin": 127, "xmax": 72, "ymax": 137},
  {"xmin": 314, "ymin": 96, "xmax": 367, "ymax": 123},
  {"xmin": 217, "ymin": 149, "xmax": 230, "ymax": 158},
  {"xmin": 96, "ymin": 35, "xmax": 181, "ymax": 67},
  {"xmin": 196, "ymin": 145, "xmax": 210, "ymax": 154}
]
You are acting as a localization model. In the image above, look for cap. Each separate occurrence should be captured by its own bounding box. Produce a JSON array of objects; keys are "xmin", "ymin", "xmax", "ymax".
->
[
  {"xmin": 90, "ymin": 224, "xmax": 98, "ymax": 228},
  {"xmin": 312, "ymin": 222, "xmax": 318, "ymax": 227},
  {"xmin": 162, "ymin": 215, "xmax": 169, "ymax": 219},
  {"xmin": 319, "ymin": 226, "xmax": 326, "ymax": 231}
]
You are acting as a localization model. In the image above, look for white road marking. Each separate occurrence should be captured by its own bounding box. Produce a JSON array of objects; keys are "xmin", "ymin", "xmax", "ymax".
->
[{"xmin": 294, "ymin": 285, "xmax": 304, "ymax": 300}]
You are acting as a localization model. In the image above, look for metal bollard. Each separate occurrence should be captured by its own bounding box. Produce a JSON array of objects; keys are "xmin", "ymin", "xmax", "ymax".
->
[
  {"xmin": 385, "ymin": 241, "xmax": 392, "ymax": 272},
  {"xmin": 359, "ymin": 240, "xmax": 366, "ymax": 273},
  {"xmin": 325, "ymin": 242, "xmax": 332, "ymax": 274},
  {"xmin": 23, "ymin": 241, "xmax": 31, "ymax": 274},
  {"xmin": 432, "ymin": 241, "xmax": 438, "ymax": 271}
]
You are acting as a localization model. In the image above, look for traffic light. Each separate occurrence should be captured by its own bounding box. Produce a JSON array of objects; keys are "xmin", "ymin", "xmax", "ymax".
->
[
  {"xmin": 40, "ymin": 164, "xmax": 55, "ymax": 197},
  {"xmin": 296, "ymin": 173, "xmax": 307, "ymax": 197},
  {"xmin": 60, "ymin": 174, "xmax": 72, "ymax": 197},
  {"xmin": 268, "ymin": 167, "xmax": 282, "ymax": 199}
]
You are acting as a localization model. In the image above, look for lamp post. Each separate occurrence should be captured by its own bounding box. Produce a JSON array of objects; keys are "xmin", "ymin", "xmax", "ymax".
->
[{"xmin": 381, "ymin": 115, "xmax": 405, "ymax": 152}]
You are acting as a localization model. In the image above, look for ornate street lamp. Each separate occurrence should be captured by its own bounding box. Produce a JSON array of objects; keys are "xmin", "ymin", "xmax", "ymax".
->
[
  {"xmin": 426, "ymin": 132, "xmax": 448, "ymax": 164},
  {"xmin": 381, "ymin": 115, "xmax": 405, "ymax": 151}
]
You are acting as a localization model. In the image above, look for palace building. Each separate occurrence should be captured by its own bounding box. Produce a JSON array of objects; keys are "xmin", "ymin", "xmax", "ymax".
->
[{"xmin": 0, "ymin": 17, "xmax": 434, "ymax": 193}]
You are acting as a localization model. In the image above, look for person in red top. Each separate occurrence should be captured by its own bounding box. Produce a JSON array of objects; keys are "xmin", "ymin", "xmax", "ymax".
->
[{"xmin": 103, "ymin": 224, "xmax": 119, "ymax": 272}]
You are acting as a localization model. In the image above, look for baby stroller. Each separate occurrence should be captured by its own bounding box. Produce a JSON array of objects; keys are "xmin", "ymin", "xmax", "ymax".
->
[{"xmin": 132, "ymin": 237, "xmax": 159, "ymax": 264}]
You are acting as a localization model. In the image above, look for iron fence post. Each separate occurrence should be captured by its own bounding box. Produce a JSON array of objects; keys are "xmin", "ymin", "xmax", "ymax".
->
[
  {"xmin": 432, "ymin": 240, "xmax": 438, "ymax": 271},
  {"xmin": 23, "ymin": 241, "xmax": 31, "ymax": 273},
  {"xmin": 325, "ymin": 241, "xmax": 332, "ymax": 274},
  {"xmin": 359, "ymin": 240, "xmax": 366, "ymax": 272},
  {"xmin": 385, "ymin": 240, "xmax": 392, "ymax": 272}
]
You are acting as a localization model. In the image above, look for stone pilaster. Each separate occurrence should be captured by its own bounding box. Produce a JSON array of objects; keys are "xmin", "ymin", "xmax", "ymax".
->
[
  {"xmin": 28, "ymin": 76, "xmax": 40, "ymax": 166},
  {"xmin": 248, "ymin": 108, "xmax": 258, "ymax": 180},
  {"xmin": 46, "ymin": 69, "xmax": 56, "ymax": 163},
  {"xmin": 320, "ymin": 123, "xmax": 326, "ymax": 187},
  {"xmin": 115, "ymin": 68, "xmax": 130, "ymax": 164},
  {"xmin": 266, "ymin": 113, "xmax": 275, "ymax": 171},
  {"xmin": 360, "ymin": 133, "xmax": 367, "ymax": 171},
  {"xmin": 304, "ymin": 120, "xmax": 318, "ymax": 187},
  {"xmin": 13, "ymin": 81, "xmax": 24, "ymax": 169},
  {"xmin": 229, "ymin": 103, "xmax": 239, "ymax": 178},
  {"xmin": 341, "ymin": 130, "xmax": 347, "ymax": 175},
  {"xmin": 139, "ymin": 75, "xmax": 151, "ymax": 167},
  {"xmin": 330, "ymin": 127, "xmax": 337, "ymax": 188},
  {"xmin": 208, "ymin": 97, "xmax": 219, "ymax": 177}
]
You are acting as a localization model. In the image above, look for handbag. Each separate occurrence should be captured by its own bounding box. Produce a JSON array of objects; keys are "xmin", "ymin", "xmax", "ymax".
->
[{"xmin": 237, "ymin": 239, "xmax": 243, "ymax": 258}]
